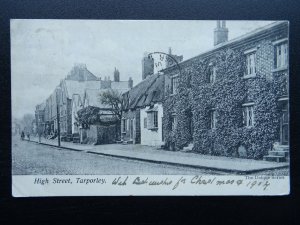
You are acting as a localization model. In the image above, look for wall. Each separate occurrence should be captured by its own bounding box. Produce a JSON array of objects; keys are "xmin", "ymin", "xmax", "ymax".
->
[
  {"xmin": 81, "ymin": 124, "xmax": 118, "ymax": 144},
  {"xmin": 140, "ymin": 103, "xmax": 164, "ymax": 146},
  {"xmin": 97, "ymin": 124, "xmax": 118, "ymax": 144}
]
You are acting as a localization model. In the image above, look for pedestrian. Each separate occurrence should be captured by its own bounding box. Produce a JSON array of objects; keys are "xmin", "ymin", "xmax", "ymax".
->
[
  {"xmin": 27, "ymin": 133, "xmax": 30, "ymax": 141},
  {"xmin": 21, "ymin": 131, "xmax": 25, "ymax": 140}
]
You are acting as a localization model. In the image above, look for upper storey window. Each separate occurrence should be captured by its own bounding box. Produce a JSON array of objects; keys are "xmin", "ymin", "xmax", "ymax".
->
[
  {"xmin": 171, "ymin": 75, "xmax": 179, "ymax": 95},
  {"xmin": 244, "ymin": 48, "xmax": 257, "ymax": 78},
  {"xmin": 274, "ymin": 39, "xmax": 288, "ymax": 69}
]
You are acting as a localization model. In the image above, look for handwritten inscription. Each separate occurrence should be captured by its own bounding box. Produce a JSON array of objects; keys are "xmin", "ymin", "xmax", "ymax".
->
[{"xmin": 113, "ymin": 175, "xmax": 271, "ymax": 191}]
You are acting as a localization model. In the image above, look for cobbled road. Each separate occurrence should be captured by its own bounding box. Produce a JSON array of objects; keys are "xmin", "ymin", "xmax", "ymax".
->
[{"xmin": 12, "ymin": 137, "xmax": 222, "ymax": 175}]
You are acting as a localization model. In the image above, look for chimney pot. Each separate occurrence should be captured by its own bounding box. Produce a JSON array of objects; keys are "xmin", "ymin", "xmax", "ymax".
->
[{"xmin": 214, "ymin": 20, "xmax": 228, "ymax": 46}]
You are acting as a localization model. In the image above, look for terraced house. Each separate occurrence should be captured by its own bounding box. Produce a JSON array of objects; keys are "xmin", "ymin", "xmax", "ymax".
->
[{"xmin": 162, "ymin": 21, "xmax": 289, "ymax": 161}]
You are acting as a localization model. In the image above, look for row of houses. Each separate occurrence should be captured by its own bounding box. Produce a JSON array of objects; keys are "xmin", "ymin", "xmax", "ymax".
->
[
  {"xmin": 120, "ymin": 21, "xmax": 289, "ymax": 161},
  {"xmin": 35, "ymin": 64, "xmax": 133, "ymax": 144},
  {"xmin": 36, "ymin": 20, "xmax": 289, "ymax": 161}
]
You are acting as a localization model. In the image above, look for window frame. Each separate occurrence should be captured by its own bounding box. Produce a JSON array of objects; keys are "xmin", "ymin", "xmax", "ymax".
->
[
  {"xmin": 273, "ymin": 39, "xmax": 288, "ymax": 70},
  {"xmin": 121, "ymin": 118, "xmax": 127, "ymax": 133},
  {"xmin": 244, "ymin": 48, "xmax": 257, "ymax": 78},
  {"xmin": 171, "ymin": 114, "xmax": 177, "ymax": 131},
  {"xmin": 210, "ymin": 109, "xmax": 217, "ymax": 129},
  {"xmin": 146, "ymin": 111, "xmax": 159, "ymax": 130},
  {"xmin": 170, "ymin": 74, "xmax": 179, "ymax": 95},
  {"xmin": 242, "ymin": 103, "xmax": 255, "ymax": 127}
]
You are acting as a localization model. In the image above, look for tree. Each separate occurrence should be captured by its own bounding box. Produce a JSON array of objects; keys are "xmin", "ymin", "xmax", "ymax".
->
[
  {"xmin": 99, "ymin": 89, "xmax": 124, "ymax": 141},
  {"xmin": 21, "ymin": 113, "xmax": 35, "ymax": 134},
  {"xmin": 99, "ymin": 89, "xmax": 123, "ymax": 121}
]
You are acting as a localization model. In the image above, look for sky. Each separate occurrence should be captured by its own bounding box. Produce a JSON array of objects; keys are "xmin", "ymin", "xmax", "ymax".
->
[{"xmin": 11, "ymin": 20, "xmax": 275, "ymax": 119}]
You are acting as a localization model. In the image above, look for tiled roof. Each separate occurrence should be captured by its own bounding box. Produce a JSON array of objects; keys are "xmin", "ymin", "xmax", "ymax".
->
[{"xmin": 123, "ymin": 74, "xmax": 164, "ymax": 110}]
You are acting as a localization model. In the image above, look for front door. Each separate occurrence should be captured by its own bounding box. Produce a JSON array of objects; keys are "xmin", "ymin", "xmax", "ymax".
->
[
  {"xmin": 129, "ymin": 119, "xmax": 134, "ymax": 140},
  {"xmin": 280, "ymin": 103, "xmax": 289, "ymax": 145}
]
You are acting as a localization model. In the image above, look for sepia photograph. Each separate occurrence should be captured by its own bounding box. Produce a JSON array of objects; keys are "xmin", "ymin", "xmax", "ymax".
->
[{"xmin": 11, "ymin": 19, "xmax": 290, "ymax": 196}]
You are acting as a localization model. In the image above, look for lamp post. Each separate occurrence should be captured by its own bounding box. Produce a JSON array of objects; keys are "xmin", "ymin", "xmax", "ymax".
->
[{"xmin": 56, "ymin": 87, "xmax": 61, "ymax": 147}]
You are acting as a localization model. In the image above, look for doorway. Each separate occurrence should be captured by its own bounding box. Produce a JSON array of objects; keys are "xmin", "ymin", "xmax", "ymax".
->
[{"xmin": 280, "ymin": 101, "xmax": 289, "ymax": 145}]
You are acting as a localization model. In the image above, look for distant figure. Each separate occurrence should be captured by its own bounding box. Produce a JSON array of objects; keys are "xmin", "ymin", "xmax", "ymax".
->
[
  {"xmin": 27, "ymin": 133, "xmax": 30, "ymax": 141},
  {"xmin": 21, "ymin": 131, "xmax": 25, "ymax": 140}
]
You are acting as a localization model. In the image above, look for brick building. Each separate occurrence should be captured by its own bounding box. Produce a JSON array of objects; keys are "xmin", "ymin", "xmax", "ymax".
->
[{"xmin": 162, "ymin": 21, "xmax": 289, "ymax": 161}]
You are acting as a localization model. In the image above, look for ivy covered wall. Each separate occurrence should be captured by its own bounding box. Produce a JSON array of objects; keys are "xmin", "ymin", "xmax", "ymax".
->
[{"xmin": 163, "ymin": 36, "xmax": 288, "ymax": 159}]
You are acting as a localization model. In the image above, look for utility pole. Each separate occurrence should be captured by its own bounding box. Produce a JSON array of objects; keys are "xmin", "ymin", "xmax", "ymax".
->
[
  {"xmin": 38, "ymin": 118, "xmax": 41, "ymax": 143},
  {"xmin": 56, "ymin": 87, "xmax": 61, "ymax": 147}
]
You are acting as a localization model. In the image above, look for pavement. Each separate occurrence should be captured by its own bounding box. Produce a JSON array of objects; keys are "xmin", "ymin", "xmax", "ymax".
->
[{"xmin": 28, "ymin": 136, "xmax": 289, "ymax": 174}]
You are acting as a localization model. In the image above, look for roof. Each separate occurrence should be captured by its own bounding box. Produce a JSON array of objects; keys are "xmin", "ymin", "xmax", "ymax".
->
[
  {"xmin": 83, "ymin": 89, "xmax": 108, "ymax": 109},
  {"xmin": 36, "ymin": 102, "xmax": 46, "ymax": 111},
  {"xmin": 123, "ymin": 74, "xmax": 164, "ymax": 110},
  {"xmin": 63, "ymin": 80, "xmax": 100, "ymax": 99},
  {"xmin": 111, "ymin": 81, "xmax": 130, "ymax": 93},
  {"xmin": 66, "ymin": 64, "xmax": 99, "ymax": 81},
  {"xmin": 163, "ymin": 21, "xmax": 288, "ymax": 72}
]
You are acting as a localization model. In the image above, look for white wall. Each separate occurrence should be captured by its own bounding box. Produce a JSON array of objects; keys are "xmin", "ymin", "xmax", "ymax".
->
[{"xmin": 140, "ymin": 103, "xmax": 164, "ymax": 147}]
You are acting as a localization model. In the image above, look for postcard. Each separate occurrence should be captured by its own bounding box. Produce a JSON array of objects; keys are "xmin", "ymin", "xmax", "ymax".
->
[{"xmin": 11, "ymin": 19, "xmax": 289, "ymax": 196}]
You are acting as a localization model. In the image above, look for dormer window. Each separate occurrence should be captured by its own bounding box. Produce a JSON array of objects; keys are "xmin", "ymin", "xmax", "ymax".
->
[{"xmin": 244, "ymin": 48, "xmax": 257, "ymax": 78}]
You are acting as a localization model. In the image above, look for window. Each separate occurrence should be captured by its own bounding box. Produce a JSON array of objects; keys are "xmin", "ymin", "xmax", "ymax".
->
[
  {"xmin": 210, "ymin": 110, "xmax": 217, "ymax": 129},
  {"xmin": 209, "ymin": 66, "xmax": 216, "ymax": 83},
  {"xmin": 147, "ymin": 111, "xmax": 158, "ymax": 129},
  {"xmin": 122, "ymin": 119, "xmax": 126, "ymax": 133},
  {"xmin": 171, "ymin": 115, "xmax": 177, "ymax": 131},
  {"xmin": 274, "ymin": 42, "xmax": 288, "ymax": 69},
  {"xmin": 242, "ymin": 103, "xmax": 254, "ymax": 127},
  {"xmin": 154, "ymin": 111, "xmax": 158, "ymax": 128},
  {"xmin": 144, "ymin": 117, "xmax": 147, "ymax": 128},
  {"xmin": 171, "ymin": 75, "xmax": 179, "ymax": 94},
  {"xmin": 245, "ymin": 51, "xmax": 256, "ymax": 77}
]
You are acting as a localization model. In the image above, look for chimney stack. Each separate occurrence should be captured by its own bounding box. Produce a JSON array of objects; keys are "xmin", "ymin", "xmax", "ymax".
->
[
  {"xmin": 214, "ymin": 20, "xmax": 228, "ymax": 46},
  {"xmin": 142, "ymin": 52, "xmax": 154, "ymax": 80},
  {"xmin": 114, "ymin": 67, "xmax": 120, "ymax": 82},
  {"xmin": 128, "ymin": 77, "xmax": 133, "ymax": 89}
]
